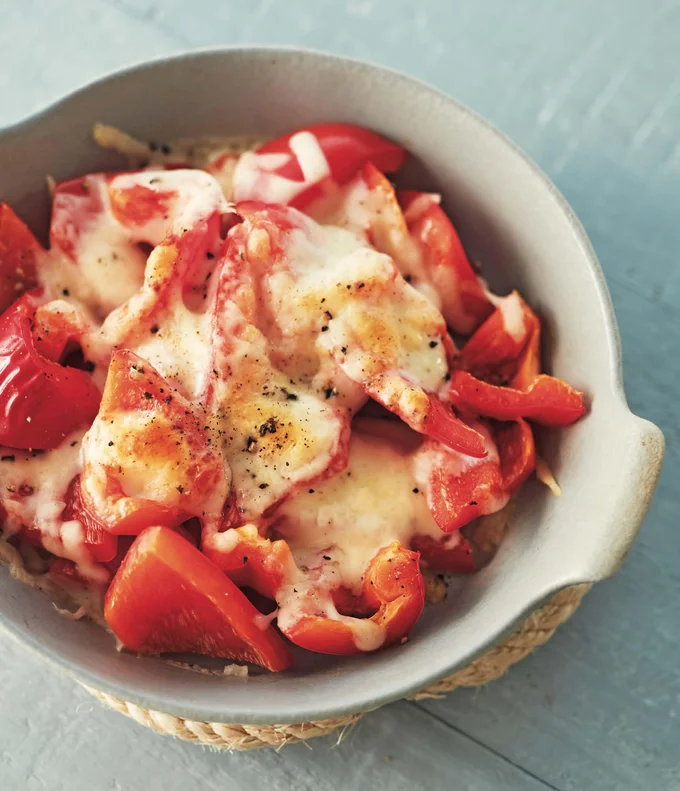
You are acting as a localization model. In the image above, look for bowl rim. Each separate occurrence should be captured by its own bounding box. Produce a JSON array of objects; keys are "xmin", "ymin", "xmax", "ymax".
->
[{"xmin": 0, "ymin": 45, "xmax": 665, "ymax": 725}]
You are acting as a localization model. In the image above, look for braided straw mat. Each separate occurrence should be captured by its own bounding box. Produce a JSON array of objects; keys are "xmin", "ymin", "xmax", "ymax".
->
[{"xmin": 81, "ymin": 584, "xmax": 589, "ymax": 751}]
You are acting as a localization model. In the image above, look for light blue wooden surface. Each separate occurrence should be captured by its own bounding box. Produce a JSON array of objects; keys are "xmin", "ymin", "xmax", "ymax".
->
[{"xmin": 1, "ymin": 2, "xmax": 678, "ymax": 789}]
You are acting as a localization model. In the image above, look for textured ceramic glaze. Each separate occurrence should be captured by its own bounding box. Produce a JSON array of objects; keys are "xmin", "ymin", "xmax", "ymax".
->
[{"xmin": 0, "ymin": 48, "xmax": 664, "ymax": 725}]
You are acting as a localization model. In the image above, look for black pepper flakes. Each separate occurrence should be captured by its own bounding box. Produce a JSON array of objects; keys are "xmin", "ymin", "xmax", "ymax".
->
[
  {"xmin": 62, "ymin": 288, "xmax": 70, "ymax": 296},
  {"xmin": 412, "ymin": 488, "xmax": 419, "ymax": 494},
  {"xmin": 468, "ymin": 500, "xmax": 477, "ymax": 506},
  {"xmin": 258, "ymin": 483, "xmax": 269, "ymax": 489},
  {"xmin": 177, "ymin": 485, "xmax": 185, "ymax": 494},
  {"xmin": 1, "ymin": 455, "xmax": 15, "ymax": 462},
  {"xmin": 143, "ymin": 392, "xmax": 153, "ymax": 399},
  {"xmin": 429, "ymin": 340, "xmax": 438, "ymax": 348},
  {"xmin": 108, "ymin": 441, "xmax": 114, "ymax": 447},
  {"xmin": 322, "ymin": 555, "xmax": 331, "ymax": 561},
  {"xmin": 259, "ymin": 417, "xmax": 277, "ymax": 436},
  {"xmin": 150, "ymin": 324, "xmax": 159, "ymax": 334}
]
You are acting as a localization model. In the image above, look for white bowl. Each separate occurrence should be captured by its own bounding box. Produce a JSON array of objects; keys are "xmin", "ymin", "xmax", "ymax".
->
[{"xmin": 0, "ymin": 47, "xmax": 664, "ymax": 725}]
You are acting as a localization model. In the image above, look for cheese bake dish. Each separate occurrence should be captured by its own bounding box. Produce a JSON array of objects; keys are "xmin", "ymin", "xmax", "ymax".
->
[{"xmin": 0, "ymin": 123, "xmax": 585, "ymax": 671}]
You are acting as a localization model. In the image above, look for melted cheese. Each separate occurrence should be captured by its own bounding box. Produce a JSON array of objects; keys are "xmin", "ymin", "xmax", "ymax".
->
[
  {"xmin": 253, "ymin": 215, "xmax": 449, "ymax": 411},
  {"xmin": 274, "ymin": 423, "xmax": 441, "ymax": 590},
  {"xmin": 131, "ymin": 301, "xmax": 213, "ymax": 398},
  {"xmin": 39, "ymin": 175, "xmax": 147, "ymax": 316},
  {"xmin": 271, "ymin": 421, "xmax": 444, "ymax": 651},
  {"xmin": 211, "ymin": 314, "xmax": 347, "ymax": 521},
  {"xmin": 0, "ymin": 431, "xmax": 107, "ymax": 582}
]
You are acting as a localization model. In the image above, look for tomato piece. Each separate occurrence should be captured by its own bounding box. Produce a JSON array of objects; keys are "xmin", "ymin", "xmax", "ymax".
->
[
  {"xmin": 413, "ymin": 422, "xmax": 510, "ymax": 533},
  {"xmin": 0, "ymin": 292, "xmax": 101, "ymax": 449},
  {"xmin": 233, "ymin": 123, "xmax": 406, "ymax": 210},
  {"xmin": 398, "ymin": 190, "xmax": 493, "ymax": 335},
  {"xmin": 104, "ymin": 526, "xmax": 292, "ymax": 671},
  {"xmin": 203, "ymin": 524, "xmax": 296, "ymax": 601},
  {"xmin": 280, "ymin": 542, "xmax": 424, "ymax": 656},
  {"xmin": 449, "ymin": 370, "xmax": 586, "ymax": 428},
  {"xmin": 411, "ymin": 533, "xmax": 476, "ymax": 574},
  {"xmin": 80, "ymin": 349, "xmax": 229, "ymax": 535},
  {"xmin": 456, "ymin": 292, "xmax": 537, "ymax": 384},
  {"xmin": 0, "ymin": 203, "xmax": 41, "ymax": 315}
]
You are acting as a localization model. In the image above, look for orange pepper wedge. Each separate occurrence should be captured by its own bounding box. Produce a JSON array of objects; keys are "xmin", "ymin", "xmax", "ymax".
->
[{"xmin": 104, "ymin": 526, "xmax": 292, "ymax": 672}]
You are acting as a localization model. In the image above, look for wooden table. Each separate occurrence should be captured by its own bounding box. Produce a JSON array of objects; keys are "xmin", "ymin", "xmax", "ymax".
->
[{"xmin": 1, "ymin": 2, "xmax": 678, "ymax": 789}]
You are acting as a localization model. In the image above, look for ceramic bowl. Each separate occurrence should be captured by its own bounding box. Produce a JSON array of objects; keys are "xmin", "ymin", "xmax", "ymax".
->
[{"xmin": 0, "ymin": 47, "xmax": 664, "ymax": 725}]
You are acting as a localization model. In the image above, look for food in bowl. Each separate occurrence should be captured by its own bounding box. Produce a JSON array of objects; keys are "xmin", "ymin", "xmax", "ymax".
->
[{"xmin": 0, "ymin": 123, "xmax": 585, "ymax": 672}]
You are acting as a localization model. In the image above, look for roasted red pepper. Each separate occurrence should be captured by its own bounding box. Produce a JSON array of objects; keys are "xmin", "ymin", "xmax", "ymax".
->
[
  {"xmin": 398, "ymin": 190, "xmax": 493, "ymax": 335},
  {"xmin": 414, "ymin": 432, "xmax": 510, "ymax": 534},
  {"xmin": 104, "ymin": 526, "xmax": 292, "ymax": 671},
  {"xmin": 233, "ymin": 123, "xmax": 406, "ymax": 210},
  {"xmin": 0, "ymin": 203, "xmax": 40, "ymax": 315},
  {"xmin": 456, "ymin": 292, "xmax": 537, "ymax": 384},
  {"xmin": 494, "ymin": 418, "xmax": 536, "ymax": 493},
  {"xmin": 449, "ymin": 370, "xmax": 586, "ymax": 428},
  {"xmin": 280, "ymin": 542, "xmax": 425, "ymax": 656},
  {"xmin": 62, "ymin": 476, "xmax": 118, "ymax": 563},
  {"xmin": 80, "ymin": 349, "xmax": 229, "ymax": 536},
  {"xmin": 202, "ymin": 524, "xmax": 295, "ymax": 601},
  {"xmin": 411, "ymin": 533, "xmax": 476, "ymax": 574},
  {"xmin": 0, "ymin": 292, "xmax": 101, "ymax": 449}
]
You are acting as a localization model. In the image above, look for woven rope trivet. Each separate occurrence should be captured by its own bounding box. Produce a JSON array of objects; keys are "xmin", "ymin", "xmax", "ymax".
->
[{"xmin": 84, "ymin": 584, "xmax": 590, "ymax": 751}]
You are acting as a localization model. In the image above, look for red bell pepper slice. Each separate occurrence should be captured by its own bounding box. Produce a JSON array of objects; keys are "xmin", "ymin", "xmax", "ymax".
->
[
  {"xmin": 79, "ymin": 349, "xmax": 229, "ymax": 535},
  {"xmin": 413, "ymin": 421, "xmax": 510, "ymax": 533},
  {"xmin": 31, "ymin": 300, "xmax": 92, "ymax": 363},
  {"xmin": 232, "ymin": 123, "xmax": 406, "ymax": 210},
  {"xmin": 421, "ymin": 395, "xmax": 488, "ymax": 458},
  {"xmin": 0, "ymin": 292, "xmax": 101, "ymax": 449},
  {"xmin": 449, "ymin": 370, "xmax": 586, "ymax": 428},
  {"xmin": 411, "ymin": 533, "xmax": 477, "ymax": 574},
  {"xmin": 494, "ymin": 418, "xmax": 536, "ymax": 493},
  {"xmin": 280, "ymin": 542, "xmax": 424, "ymax": 656},
  {"xmin": 17, "ymin": 474, "xmax": 117, "ymax": 566},
  {"xmin": 0, "ymin": 203, "xmax": 41, "ymax": 315},
  {"xmin": 61, "ymin": 476, "xmax": 118, "ymax": 563},
  {"xmin": 510, "ymin": 313, "xmax": 541, "ymax": 390},
  {"xmin": 104, "ymin": 526, "xmax": 292, "ymax": 671},
  {"xmin": 203, "ymin": 524, "xmax": 296, "ymax": 601},
  {"xmin": 456, "ymin": 292, "xmax": 537, "ymax": 384},
  {"xmin": 398, "ymin": 191, "xmax": 493, "ymax": 335}
]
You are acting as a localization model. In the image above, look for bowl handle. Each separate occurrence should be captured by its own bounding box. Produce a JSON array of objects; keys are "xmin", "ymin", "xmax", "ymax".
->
[{"xmin": 587, "ymin": 413, "xmax": 664, "ymax": 582}]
